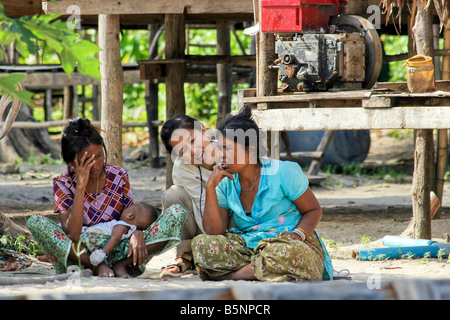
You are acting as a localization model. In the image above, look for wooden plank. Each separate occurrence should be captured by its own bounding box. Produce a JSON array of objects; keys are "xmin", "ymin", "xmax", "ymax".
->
[
  {"xmin": 19, "ymin": 70, "xmax": 142, "ymax": 88},
  {"xmin": 243, "ymin": 90, "xmax": 373, "ymax": 104},
  {"xmin": 280, "ymin": 151, "xmax": 323, "ymax": 160},
  {"xmin": 242, "ymin": 89, "xmax": 450, "ymax": 109},
  {"xmin": 377, "ymin": 80, "xmax": 450, "ymax": 92},
  {"xmin": 45, "ymin": 0, "xmax": 253, "ymax": 15},
  {"xmin": 138, "ymin": 55, "xmax": 256, "ymax": 67},
  {"xmin": 252, "ymin": 107, "xmax": 450, "ymax": 131},
  {"xmin": 2, "ymin": 0, "xmax": 42, "ymax": 17},
  {"xmin": 307, "ymin": 130, "xmax": 336, "ymax": 176},
  {"xmin": 1, "ymin": 120, "xmax": 160, "ymax": 129}
]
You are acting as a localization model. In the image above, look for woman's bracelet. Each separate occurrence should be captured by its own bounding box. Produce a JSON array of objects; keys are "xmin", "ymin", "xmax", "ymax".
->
[{"xmin": 292, "ymin": 228, "xmax": 306, "ymax": 241}]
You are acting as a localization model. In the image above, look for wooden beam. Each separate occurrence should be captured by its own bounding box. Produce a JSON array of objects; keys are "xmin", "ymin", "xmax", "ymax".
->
[
  {"xmin": 20, "ymin": 69, "xmax": 142, "ymax": 89},
  {"xmin": 2, "ymin": 0, "xmax": 42, "ymax": 17},
  {"xmin": 138, "ymin": 54, "xmax": 256, "ymax": 66},
  {"xmin": 377, "ymin": 80, "xmax": 450, "ymax": 92},
  {"xmin": 45, "ymin": 0, "xmax": 253, "ymax": 15},
  {"xmin": 99, "ymin": 14, "xmax": 124, "ymax": 167},
  {"xmin": 251, "ymin": 107, "xmax": 450, "ymax": 131},
  {"xmin": 1, "ymin": 120, "xmax": 160, "ymax": 129}
]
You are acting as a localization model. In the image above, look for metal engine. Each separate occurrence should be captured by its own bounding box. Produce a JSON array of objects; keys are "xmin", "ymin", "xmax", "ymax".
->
[
  {"xmin": 276, "ymin": 33, "xmax": 366, "ymax": 92},
  {"xmin": 261, "ymin": 0, "xmax": 382, "ymax": 92}
]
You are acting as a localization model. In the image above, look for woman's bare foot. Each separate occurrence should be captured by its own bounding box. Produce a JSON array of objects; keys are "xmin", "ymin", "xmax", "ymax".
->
[
  {"xmin": 197, "ymin": 264, "xmax": 257, "ymax": 281},
  {"xmin": 113, "ymin": 260, "xmax": 132, "ymax": 278},
  {"xmin": 94, "ymin": 262, "xmax": 115, "ymax": 277},
  {"xmin": 36, "ymin": 254, "xmax": 51, "ymax": 263}
]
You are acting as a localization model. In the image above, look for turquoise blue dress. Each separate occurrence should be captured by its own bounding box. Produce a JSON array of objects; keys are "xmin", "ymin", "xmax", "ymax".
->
[{"xmin": 216, "ymin": 158, "xmax": 334, "ymax": 280}]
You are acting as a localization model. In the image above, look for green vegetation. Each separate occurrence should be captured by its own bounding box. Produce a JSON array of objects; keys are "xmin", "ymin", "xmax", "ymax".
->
[
  {"xmin": 0, "ymin": 235, "xmax": 42, "ymax": 256},
  {"xmin": 0, "ymin": 3, "xmax": 100, "ymax": 106}
]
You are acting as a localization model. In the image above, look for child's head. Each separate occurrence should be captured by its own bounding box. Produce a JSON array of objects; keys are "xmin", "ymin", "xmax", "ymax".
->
[{"xmin": 121, "ymin": 202, "xmax": 158, "ymax": 230}]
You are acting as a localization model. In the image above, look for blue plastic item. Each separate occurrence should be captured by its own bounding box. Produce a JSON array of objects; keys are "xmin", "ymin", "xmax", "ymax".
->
[
  {"xmin": 382, "ymin": 235, "xmax": 436, "ymax": 247},
  {"xmin": 355, "ymin": 246, "xmax": 441, "ymax": 261},
  {"xmin": 354, "ymin": 236, "xmax": 450, "ymax": 260}
]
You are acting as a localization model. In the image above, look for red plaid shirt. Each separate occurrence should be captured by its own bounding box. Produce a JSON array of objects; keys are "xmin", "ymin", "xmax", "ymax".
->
[{"xmin": 53, "ymin": 164, "xmax": 134, "ymax": 226}]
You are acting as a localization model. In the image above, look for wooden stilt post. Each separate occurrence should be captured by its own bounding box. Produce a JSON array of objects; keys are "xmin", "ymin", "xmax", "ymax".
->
[
  {"xmin": 146, "ymin": 24, "xmax": 160, "ymax": 168},
  {"xmin": 165, "ymin": 13, "xmax": 186, "ymax": 188},
  {"xmin": 216, "ymin": 20, "xmax": 232, "ymax": 127},
  {"xmin": 435, "ymin": 26, "xmax": 450, "ymax": 219},
  {"xmin": 99, "ymin": 14, "xmax": 124, "ymax": 167},
  {"xmin": 253, "ymin": 0, "xmax": 278, "ymax": 158},
  {"xmin": 63, "ymin": 86, "xmax": 74, "ymax": 120},
  {"xmin": 408, "ymin": 1, "xmax": 434, "ymax": 239}
]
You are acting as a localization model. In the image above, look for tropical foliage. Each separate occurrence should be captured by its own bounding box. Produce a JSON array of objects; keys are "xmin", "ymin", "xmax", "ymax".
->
[{"xmin": 0, "ymin": 3, "xmax": 100, "ymax": 105}]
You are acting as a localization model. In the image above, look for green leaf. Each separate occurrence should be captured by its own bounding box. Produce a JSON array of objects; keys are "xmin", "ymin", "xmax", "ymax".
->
[
  {"xmin": 76, "ymin": 58, "xmax": 101, "ymax": 79},
  {"xmin": 60, "ymin": 48, "xmax": 77, "ymax": 76},
  {"xmin": 0, "ymin": 74, "xmax": 35, "ymax": 106},
  {"xmin": 71, "ymin": 40, "xmax": 99, "ymax": 57}
]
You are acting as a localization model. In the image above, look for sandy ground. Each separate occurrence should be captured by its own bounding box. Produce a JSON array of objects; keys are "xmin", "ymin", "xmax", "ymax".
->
[{"xmin": 0, "ymin": 132, "xmax": 449, "ymax": 299}]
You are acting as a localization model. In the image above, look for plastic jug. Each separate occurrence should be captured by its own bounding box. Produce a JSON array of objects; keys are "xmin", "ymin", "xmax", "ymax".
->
[{"xmin": 403, "ymin": 55, "xmax": 436, "ymax": 93}]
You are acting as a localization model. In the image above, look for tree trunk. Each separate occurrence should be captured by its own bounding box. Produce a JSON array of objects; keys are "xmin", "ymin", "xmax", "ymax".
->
[
  {"xmin": 406, "ymin": 0, "xmax": 435, "ymax": 239},
  {"xmin": 0, "ymin": 104, "xmax": 59, "ymax": 163}
]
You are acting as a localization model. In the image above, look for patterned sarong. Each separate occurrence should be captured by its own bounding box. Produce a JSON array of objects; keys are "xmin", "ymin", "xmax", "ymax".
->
[
  {"xmin": 192, "ymin": 232, "xmax": 325, "ymax": 282},
  {"xmin": 26, "ymin": 204, "xmax": 187, "ymax": 275}
]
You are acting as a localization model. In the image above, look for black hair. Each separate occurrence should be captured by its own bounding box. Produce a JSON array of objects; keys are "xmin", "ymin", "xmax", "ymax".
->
[
  {"xmin": 160, "ymin": 114, "xmax": 197, "ymax": 154},
  {"xmin": 135, "ymin": 202, "xmax": 159, "ymax": 219},
  {"xmin": 61, "ymin": 117, "xmax": 107, "ymax": 164},
  {"xmin": 218, "ymin": 105, "xmax": 265, "ymax": 159}
]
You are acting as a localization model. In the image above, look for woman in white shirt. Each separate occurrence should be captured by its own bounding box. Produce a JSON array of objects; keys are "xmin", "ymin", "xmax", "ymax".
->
[{"xmin": 160, "ymin": 115, "xmax": 223, "ymax": 275}]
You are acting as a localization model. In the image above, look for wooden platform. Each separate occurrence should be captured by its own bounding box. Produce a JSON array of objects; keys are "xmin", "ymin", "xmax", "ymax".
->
[{"xmin": 239, "ymin": 81, "xmax": 450, "ymax": 131}]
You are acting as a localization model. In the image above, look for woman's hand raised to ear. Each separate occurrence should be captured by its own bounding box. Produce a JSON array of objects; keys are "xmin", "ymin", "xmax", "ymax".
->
[{"xmin": 74, "ymin": 151, "xmax": 96, "ymax": 190}]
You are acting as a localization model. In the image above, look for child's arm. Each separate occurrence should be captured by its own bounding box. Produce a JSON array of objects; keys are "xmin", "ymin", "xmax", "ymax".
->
[
  {"xmin": 102, "ymin": 224, "xmax": 130, "ymax": 255},
  {"xmin": 89, "ymin": 224, "xmax": 130, "ymax": 266}
]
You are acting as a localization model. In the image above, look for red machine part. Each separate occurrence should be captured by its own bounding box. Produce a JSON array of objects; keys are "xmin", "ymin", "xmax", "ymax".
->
[{"xmin": 260, "ymin": 0, "xmax": 348, "ymax": 33}]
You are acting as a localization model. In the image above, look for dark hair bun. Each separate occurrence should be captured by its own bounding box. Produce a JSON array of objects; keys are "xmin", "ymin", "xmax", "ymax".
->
[
  {"xmin": 61, "ymin": 117, "xmax": 105, "ymax": 164},
  {"xmin": 69, "ymin": 117, "xmax": 91, "ymax": 134},
  {"xmin": 236, "ymin": 105, "xmax": 253, "ymax": 121}
]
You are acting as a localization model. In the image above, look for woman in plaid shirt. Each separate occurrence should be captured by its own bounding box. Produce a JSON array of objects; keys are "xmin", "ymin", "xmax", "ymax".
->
[{"xmin": 27, "ymin": 118, "xmax": 186, "ymax": 277}]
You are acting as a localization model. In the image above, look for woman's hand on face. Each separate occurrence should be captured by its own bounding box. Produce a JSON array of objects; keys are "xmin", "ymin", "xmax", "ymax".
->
[
  {"xmin": 207, "ymin": 165, "xmax": 234, "ymax": 189},
  {"xmin": 74, "ymin": 151, "xmax": 96, "ymax": 190},
  {"xmin": 128, "ymin": 230, "xmax": 147, "ymax": 267}
]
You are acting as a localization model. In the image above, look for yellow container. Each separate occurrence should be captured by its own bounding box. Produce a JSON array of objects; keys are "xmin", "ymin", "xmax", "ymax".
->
[{"xmin": 403, "ymin": 55, "xmax": 436, "ymax": 93}]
